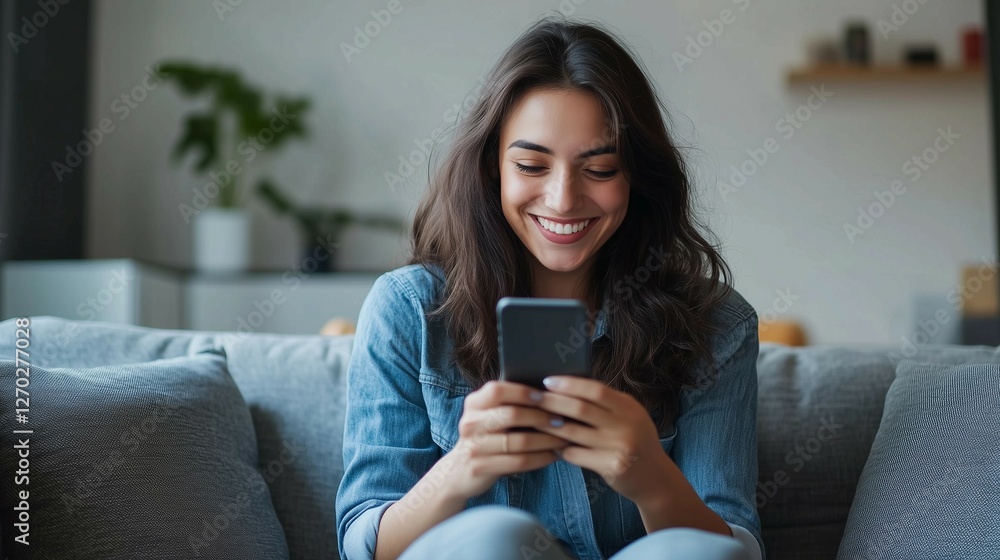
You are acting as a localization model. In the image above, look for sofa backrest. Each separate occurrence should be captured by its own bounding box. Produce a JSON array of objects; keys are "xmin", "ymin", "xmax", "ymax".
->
[
  {"xmin": 0, "ymin": 316, "xmax": 350, "ymax": 560},
  {"xmin": 4, "ymin": 317, "xmax": 999, "ymax": 560},
  {"xmin": 756, "ymin": 342, "xmax": 1000, "ymax": 560}
]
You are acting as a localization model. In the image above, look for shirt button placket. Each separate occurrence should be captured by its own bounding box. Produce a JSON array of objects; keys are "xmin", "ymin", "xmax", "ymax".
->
[{"xmin": 558, "ymin": 461, "xmax": 603, "ymax": 560}]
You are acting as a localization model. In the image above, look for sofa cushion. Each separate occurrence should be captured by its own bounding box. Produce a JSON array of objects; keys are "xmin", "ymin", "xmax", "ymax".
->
[
  {"xmin": 215, "ymin": 331, "xmax": 351, "ymax": 559},
  {"xmin": 755, "ymin": 343, "xmax": 1000, "ymax": 560},
  {"xmin": 0, "ymin": 350, "xmax": 289, "ymax": 559},
  {"xmin": 756, "ymin": 344, "xmax": 896, "ymax": 560},
  {"xmin": 0, "ymin": 316, "xmax": 351, "ymax": 560},
  {"xmin": 836, "ymin": 361, "xmax": 1000, "ymax": 560}
]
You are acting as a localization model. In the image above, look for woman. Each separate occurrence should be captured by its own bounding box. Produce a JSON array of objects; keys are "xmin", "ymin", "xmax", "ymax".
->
[{"xmin": 336, "ymin": 17, "xmax": 763, "ymax": 560}]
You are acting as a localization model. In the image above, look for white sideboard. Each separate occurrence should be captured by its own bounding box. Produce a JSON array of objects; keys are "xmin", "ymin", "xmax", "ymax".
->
[
  {"xmin": 185, "ymin": 271, "xmax": 378, "ymax": 334},
  {"xmin": 1, "ymin": 259, "xmax": 380, "ymax": 335},
  {"xmin": 1, "ymin": 259, "xmax": 183, "ymax": 328}
]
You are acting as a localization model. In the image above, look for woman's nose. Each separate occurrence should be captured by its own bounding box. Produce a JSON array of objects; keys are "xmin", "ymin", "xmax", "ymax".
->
[{"xmin": 544, "ymin": 168, "xmax": 581, "ymax": 215}]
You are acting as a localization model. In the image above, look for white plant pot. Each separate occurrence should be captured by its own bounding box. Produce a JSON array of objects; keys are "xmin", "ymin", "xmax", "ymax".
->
[{"xmin": 192, "ymin": 208, "xmax": 250, "ymax": 273}]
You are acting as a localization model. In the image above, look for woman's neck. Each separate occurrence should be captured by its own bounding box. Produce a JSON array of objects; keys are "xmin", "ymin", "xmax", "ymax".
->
[{"xmin": 529, "ymin": 257, "xmax": 599, "ymax": 313}]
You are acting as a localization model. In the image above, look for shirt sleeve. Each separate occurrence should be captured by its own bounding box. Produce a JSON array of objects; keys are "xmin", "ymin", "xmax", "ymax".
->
[
  {"xmin": 335, "ymin": 273, "xmax": 440, "ymax": 560},
  {"xmin": 670, "ymin": 311, "xmax": 765, "ymax": 560}
]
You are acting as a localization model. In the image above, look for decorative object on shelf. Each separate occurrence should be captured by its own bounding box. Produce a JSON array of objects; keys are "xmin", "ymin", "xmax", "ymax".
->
[
  {"xmin": 158, "ymin": 61, "xmax": 311, "ymax": 273},
  {"xmin": 962, "ymin": 26, "xmax": 984, "ymax": 66},
  {"xmin": 806, "ymin": 36, "xmax": 841, "ymax": 66},
  {"xmin": 758, "ymin": 319, "xmax": 808, "ymax": 346},
  {"xmin": 192, "ymin": 207, "xmax": 250, "ymax": 274},
  {"xmin": 320, "ymin": 318, "xmax": 356, "ymax": 336},
  {"xmin": 843, "ymin": 21, "xmax": 870, "ymax": 65},
  {"xmin": 256, "ymin": 181, "xmax": 404, "ymax": 273},
  {"xmin": 903, "ymin": 44, "xmax": 939, "ymax": 67},
  {"xmin": 960, "ymin": 261, "xmax": 999, "ymax": 345}
]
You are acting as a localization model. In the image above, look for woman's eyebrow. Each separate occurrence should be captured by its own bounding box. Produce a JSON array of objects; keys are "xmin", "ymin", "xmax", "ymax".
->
[
  {"xmin": 507, "ymin": 139, "xmax": 615, "ymax": 159},
  {"xmin": 507, "ymin": 139, "xmax": 552, "ymax": 154},
  {"xmin": 578, "ymin": 145, "xmax": 615, "ymax": 158}
]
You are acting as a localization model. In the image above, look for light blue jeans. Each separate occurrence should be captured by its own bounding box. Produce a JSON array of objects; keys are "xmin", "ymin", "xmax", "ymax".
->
[{"xmin": 398, "ymin": 505, "xmax": 751, "ymax": 560}]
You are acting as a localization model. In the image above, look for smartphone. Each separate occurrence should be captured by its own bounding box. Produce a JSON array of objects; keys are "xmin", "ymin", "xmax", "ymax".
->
[{"xmin": 497, "ymin": 297, "xmax": 593, "ymax": 390}]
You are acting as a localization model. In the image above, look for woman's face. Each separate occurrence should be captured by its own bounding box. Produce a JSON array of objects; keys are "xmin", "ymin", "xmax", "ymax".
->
[{"xmin": 499, "ymin": 88, "xmax": 630, "ymax": 274}]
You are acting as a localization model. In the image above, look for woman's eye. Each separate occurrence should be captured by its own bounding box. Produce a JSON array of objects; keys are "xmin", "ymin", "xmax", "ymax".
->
[
  {"xmin": 514, "ymin": 162, "xmax": 546, "ymax": 174},
  {"xmin": 587, "ymin": 169, "xmax": 618, "ymax": 179}
]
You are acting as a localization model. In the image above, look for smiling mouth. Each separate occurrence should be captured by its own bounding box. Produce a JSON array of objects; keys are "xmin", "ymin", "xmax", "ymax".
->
[{"xmin": 531, "ymin": 215, "xmax": 597, "ymax": 235}]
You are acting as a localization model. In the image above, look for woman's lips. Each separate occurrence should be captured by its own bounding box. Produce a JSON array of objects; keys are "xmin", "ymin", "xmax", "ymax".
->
[{"xmin": 530, "ymin": 214, "xmax": 598, "ymax": 245}]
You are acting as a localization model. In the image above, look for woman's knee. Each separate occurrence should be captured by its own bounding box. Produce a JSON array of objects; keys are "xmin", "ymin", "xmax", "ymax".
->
[
  {"xmin": 611, "ymin": 527, "xmax": 751, "ymax": 560},
  {"xmin": 455, "ymin": 504, "xmax": 539, "ymax": 526},
  {"xmin": 401, "ymin": 506, "xmax": 567, "ymax": 560},
  {"xmin": 451, "ymin": 506, "xmax": 556, "ymax": 545}
]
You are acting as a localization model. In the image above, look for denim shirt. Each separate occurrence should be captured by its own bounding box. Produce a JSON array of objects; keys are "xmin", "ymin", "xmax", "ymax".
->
[{"xmin": 336, "ymin": 264, "xmax": 764, "ymax": 560}]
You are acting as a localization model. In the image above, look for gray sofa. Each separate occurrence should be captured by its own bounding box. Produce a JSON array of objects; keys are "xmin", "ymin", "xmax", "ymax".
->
[{"xmin": 1, "ymin": 316, "xmax": 997, "ymax": 559}]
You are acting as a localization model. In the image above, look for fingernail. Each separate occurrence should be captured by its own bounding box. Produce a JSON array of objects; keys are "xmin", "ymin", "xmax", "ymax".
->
[
  {"xmin": 542, "ymin": 377, "xmax": 560, "ymax": 389},
  {"xmin": 550, "ymin": 416, "xmax": 564, "ymax": 427},
  {"xmin": 529, "ymin": 390, "xmax": 544, "ymax": 402}
]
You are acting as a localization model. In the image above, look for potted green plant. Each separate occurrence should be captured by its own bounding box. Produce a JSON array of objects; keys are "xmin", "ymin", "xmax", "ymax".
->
[
  {"xmin": 159, "ymin": 61, "xmax": 310, "ymax": 273},
  {"xmin": 256, "ymin": 181, "xmax": 404, "ymax": 272}
]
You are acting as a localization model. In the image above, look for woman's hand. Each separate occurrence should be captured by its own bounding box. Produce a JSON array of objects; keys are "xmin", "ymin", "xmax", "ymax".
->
[
  {"xmin": 531, "ymin": 376, "xmax": 670, "ymax": 504},
  {"xmin": 444, "ymin": 380, "xmax": 571, "ymax": 501}
]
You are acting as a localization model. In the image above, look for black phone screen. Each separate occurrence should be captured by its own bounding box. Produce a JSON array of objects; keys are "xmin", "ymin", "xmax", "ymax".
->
[{"xmin": 497, "ymin": 297, "xmax": 593, "ymax": 390}]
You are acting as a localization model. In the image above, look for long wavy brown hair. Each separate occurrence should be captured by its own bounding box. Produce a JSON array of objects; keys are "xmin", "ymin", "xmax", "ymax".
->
[{"xmin": 409, "ymin": 17, "xmax": 733, "ymax": 435}]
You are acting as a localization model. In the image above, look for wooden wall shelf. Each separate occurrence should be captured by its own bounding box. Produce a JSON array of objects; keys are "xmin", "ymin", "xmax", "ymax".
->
[{"xmin": 786, "ymin": 64, "xmax": 985, "ymax": 84}]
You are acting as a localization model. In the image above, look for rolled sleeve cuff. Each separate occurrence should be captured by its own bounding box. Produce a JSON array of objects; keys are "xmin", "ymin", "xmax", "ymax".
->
[
  {"xmin": 727, "ymin": 523, "xmax": 763, "ymax": 560},
  {"xmin": 343, "ymin": 501, "xmax": 397, "ymax": 560}
]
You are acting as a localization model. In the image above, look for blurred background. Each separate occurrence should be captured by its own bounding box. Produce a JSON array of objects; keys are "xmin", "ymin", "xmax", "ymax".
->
[{"xmin": 0, "ymin": 0, "xmax": 996, "ymax": 348}]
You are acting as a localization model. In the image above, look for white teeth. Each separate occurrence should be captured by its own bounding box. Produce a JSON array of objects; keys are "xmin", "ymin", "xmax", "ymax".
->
[{"xmin": 536, "ymin": 217, "xmax": 590, "ymax": 235}]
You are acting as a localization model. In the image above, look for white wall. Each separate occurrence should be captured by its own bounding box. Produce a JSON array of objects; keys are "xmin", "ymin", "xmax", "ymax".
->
[{"xmin": 85, "ymin": 0, "xmax": 991, "ymax": 345}]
